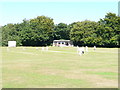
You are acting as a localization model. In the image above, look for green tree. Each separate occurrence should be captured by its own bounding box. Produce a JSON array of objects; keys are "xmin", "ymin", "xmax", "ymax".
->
[
  {"xmin": 0, "ymin": 26, "xmax": 2, "ymax": 46},
  {"xmin": 97, "ymin": 12, "xmax": 120, "ymax": 47},
  {"xmin": 70, "ymin": 20, "xmax": 98, "ymax": 46},
  {"xmin": 2, "ymin": 24, "xmax": 22, "ymax": 46},
  {"xmin": 1, "ymin": 13, "xmax": 119, "ymax": 47},
  {"xmin": 54, "ymin": 23, "xmax": 70, "ymax": 40},
  {"xmin": 21, "ymin": 16, "xmax": 54, "ymax": 46}
]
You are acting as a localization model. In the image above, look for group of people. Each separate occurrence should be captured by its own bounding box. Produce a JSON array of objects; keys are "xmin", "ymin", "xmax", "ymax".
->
[
  {"xmin": 77, "ymin": 46, "xmax": 96, "ymax": 56},
  {"xmin": 41, "ymin": 47, "xmax": 49, "ymax": 51},
  {"xmin": 40, "ymin": 46, "xmax": 96, "ymax": 56}
]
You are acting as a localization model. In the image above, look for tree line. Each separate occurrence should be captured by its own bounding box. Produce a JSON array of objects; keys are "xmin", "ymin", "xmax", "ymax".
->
[{"xmin": 1, "ymin": 12, "xmax": 120, "ymax": 47}]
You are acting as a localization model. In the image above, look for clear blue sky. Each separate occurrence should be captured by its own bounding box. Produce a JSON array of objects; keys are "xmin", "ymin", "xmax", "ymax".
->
[{"xmin": 0, "ymin": 0, "xmax": 118, "ymax": 26}]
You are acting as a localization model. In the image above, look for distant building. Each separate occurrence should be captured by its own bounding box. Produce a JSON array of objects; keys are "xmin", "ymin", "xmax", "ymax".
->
[
  {"xmin": 118, "ymin": 1, "xmax": 120, "ymax": 17},
  {"xmin": 53, "ymin": 40, "xmax": 73, "ymax": 47}
]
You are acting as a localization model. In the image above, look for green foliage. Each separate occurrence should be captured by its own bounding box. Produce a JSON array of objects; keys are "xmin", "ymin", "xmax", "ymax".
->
[
  {"xmin": 1, "ymin": 24, "xmax": 22, "ymax": 46},
  {"xmin": 54, "ymin": 23, "xmax": 70, "ymax": 40},
  {"xmin": 70, "ymin": 20, "xmax": 99, "ymax": 46},
  {"xmin": 70, "ymin": 13, "xmax": 119, "ymax": 47},
  {"xmin": 1, "ymin": 13, "xmax": 119, "ymax": 47},
  {"xmin": 2, "ymin": 16, "xmax": 54, "ymax": 46},
  {"xmin": 97, "ymin": 13, "xmax": 120, "ymax": 47},
  {"xmin": 28, "ymin": 16, "xmax": 54, "ymax": 46},
  {"xmin": 0, "ymin": 27, "xmax": 2, "ymax": 46}
]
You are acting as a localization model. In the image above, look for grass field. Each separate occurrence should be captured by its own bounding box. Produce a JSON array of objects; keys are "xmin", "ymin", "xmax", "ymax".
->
[{"xmin": 2, "ymin": 47, "xmax": 118, "ymax": 88}]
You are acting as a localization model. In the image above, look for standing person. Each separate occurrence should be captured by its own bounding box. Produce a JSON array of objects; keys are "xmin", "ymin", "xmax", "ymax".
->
[
  {"xmin": 94, "ymin": 46, "xmax": 96, "ymax": 51},
  {"xmin": 82, "ymin": 46, "xmax": 85, "ymax": 54},
  {"xmin": 46, "ymin": 47, "xmax": 49, "ymax": 51},
  {"xmin": 78, "ymin": 47, "xmax": 82, "ymax": 56},
  {"xmin": 36, "ymin": 47, "xmax": 38, "ymax": 50},
  {"xmin": 77, "ymin": 46, "xmax": 79, "ymax": 54},
  {"xmin": 42, "ymin": 47, "xmax": 44, "ymax": 51},
  {"xmin": 85, "ymin": 46, "xmax": 88, "ymax": 52}
]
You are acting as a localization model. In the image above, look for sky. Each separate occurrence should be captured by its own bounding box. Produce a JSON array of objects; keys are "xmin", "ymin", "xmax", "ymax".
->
[{"xmin": 0, "ymin": 0, "xmax": 119, "ymax": 26}]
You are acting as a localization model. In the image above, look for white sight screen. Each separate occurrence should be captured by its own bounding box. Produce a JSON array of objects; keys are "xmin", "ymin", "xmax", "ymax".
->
[{"xmin": 8, "ymin": 41, "xmax": 16, "ymax": 47}]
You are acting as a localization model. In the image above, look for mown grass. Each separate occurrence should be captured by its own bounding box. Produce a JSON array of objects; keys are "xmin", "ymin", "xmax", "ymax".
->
[{"xmin": 2, "ymin": 47, "xmax": 118, "ymax": 88}]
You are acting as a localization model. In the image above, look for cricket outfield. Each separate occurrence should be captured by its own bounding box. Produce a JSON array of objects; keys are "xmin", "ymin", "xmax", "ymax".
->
[{"xmin": 1, "ymin": 47, "xmax": 118, "ymax": 88}]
